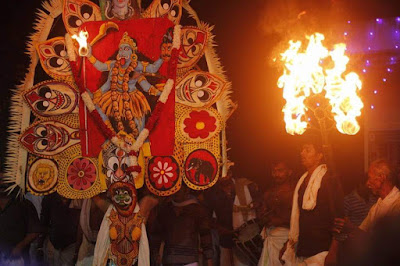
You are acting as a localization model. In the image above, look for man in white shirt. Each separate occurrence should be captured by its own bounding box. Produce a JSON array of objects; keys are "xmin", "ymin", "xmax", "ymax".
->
[
  {"xmin": 334, "ymin": 159, "xmax": 400, "ymax": 265},
  {"xmin": 359, "ymin": 159, "xmax": 400, "ymax": 231},
  {"xmin": 335, "ymin": 159, "xmax": 400, "ymax": 234}
]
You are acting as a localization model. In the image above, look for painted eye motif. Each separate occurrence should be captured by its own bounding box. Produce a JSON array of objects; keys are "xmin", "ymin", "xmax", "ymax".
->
[
  {"xmin": 36, "ymin": 139, "xmax": 49, "ymax": 151},
  {"xmin": 49, "ymin": 57, "xmax": 65, "ymax": 68},
  {"xmin": 35, "ymin": 125, "xmax": 48, "ymax": 137},
  {"xmin": 170, "ymin": 5, "xmax": 179, "ymax": 17},
  {"xmin": 80, "ymin": 4, "xmax": 93, "ymax": 19},
  {"xmin": 38, "ymin": 86, "xmax": 52, "ymax": 99},
  {"xmin": 35, "ymin": 86, "xmax": 52, "ymax": 111},
  {"xmin": 108, "ymin": 157, "xmax": 119, "ymax": 171},
  {"xmin": 68, "ymin": 15, "xmax": 83, "ymax": 28},
  {"xmin": 53, "ymin": 44, "xmax": 66, "ymax": 57},
  {"xmin": 195, "ymin": 75, "xmax": 207, "ymax": 87},
  {"xmin": 197, "ymin": 90, "xmax": 211, "ymax": 102},
  {"xmin": 161, "ymin": 0, "xmax": 171, "ymax": 10}
]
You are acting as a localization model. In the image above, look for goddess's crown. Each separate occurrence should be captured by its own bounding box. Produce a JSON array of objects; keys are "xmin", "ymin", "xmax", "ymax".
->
[{"xmin": 119, "ymin": 32, "xmax": 137, "ymax": 51}]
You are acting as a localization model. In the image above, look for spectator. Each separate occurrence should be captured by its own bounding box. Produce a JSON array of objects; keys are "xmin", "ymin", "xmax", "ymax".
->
[
  {"xmin": 75, "ymin": 197, "xmax": 104, "ymax": 266},
  {"xmin": 153, "ymin": 184, "xmax": 214, "ymax": 266},
  {"xmin": 334, "ymin": 159, "xmax": 400, "ymax": 265},
  {"xmin": 39, "ymin": 193, "xmax": 81, "ymax": 266},
  {"xmin": 258, "ymin": 160, "xmax": 295, "ymax": 265},
  {"xmin": 344, "ymin": 176, "xmax": 377, "ymax": 227},
  {"xmin": 203, "ymin": 175, "xmax": 236, "ymax": 266},
  {"xmin": 0, "ymin": 182, "xmax": 42, "ymax": 265}
]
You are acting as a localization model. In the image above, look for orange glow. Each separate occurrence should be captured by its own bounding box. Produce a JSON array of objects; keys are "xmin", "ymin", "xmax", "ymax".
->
[
  {"xmin": 277, "ymin": 33, "xmax": 363, "ymax": 135},
  {"xmin": 72, "ymin": 30, "xmax": 89, "ymax": 56}
]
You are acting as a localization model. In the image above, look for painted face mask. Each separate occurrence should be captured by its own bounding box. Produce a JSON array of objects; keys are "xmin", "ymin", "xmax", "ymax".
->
[
  {"xmin": 143, "ymin": 0, "xmax": 182, "ymax": 25},
  {"xmin": 109, "ymin": 181, "xmax": 137, "ymax": 216},
  {"xmin": 178, "ymin": 26, "xmax": 208, "ymax": 70},
  {"xmin": 63, "ymin": 0, "xmax": 101, "ymax": 36},
  {"xmin": 102, "ymin": 145, "xmax": 133, "ymax": 185},
  {"xmin": 37, "ymin": 37, "xmax": 73, "ymax": 81},
  {"xmin": 176, "ymin": 70, "xmax": 227, "ymax": 108},
  {"xmin": 20, "ymin": 121, "xmax": 80, "ymax": 157},
  {"xmin": 24, "ymin": 81, "xmax": 78, "ymax": 117}
]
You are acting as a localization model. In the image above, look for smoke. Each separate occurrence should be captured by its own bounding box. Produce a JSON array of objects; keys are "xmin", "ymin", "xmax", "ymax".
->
[{"xmin": 259, "ymin": 0, "xmax": 347, "ymax": 61}]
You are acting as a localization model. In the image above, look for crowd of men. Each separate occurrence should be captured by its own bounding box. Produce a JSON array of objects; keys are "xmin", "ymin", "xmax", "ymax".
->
[{"xmin": 1, "ymin": 137, "xmax": 400, "ymax": 266}]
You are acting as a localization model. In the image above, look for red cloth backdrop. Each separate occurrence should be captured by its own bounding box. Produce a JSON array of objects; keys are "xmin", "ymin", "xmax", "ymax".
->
[{"xmin": 71, "ymin": 18, "xmax": 177, "ymax": 157}]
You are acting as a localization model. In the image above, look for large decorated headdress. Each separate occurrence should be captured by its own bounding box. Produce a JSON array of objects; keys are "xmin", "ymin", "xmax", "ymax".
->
[{"xmin": 119, "ymin": 32, "xmax": 137, "ymax": 51}]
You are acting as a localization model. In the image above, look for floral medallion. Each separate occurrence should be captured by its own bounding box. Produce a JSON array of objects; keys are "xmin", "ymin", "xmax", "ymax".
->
[
  {"xmin": 179, "ymin": 108, "xmax": 221, "ymax": 142},
  {"xmin": 146, "ymin": 156, "xmax": 181, "ymax": 196},
  {"xmin": 67, "ymin": 157, "xmax": 97, "ymax": 190}
]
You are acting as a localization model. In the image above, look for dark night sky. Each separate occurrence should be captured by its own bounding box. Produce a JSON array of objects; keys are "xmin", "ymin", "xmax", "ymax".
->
[{"xmin": 1, "ymin": 0, "xmax": 400, "ymax": 191}]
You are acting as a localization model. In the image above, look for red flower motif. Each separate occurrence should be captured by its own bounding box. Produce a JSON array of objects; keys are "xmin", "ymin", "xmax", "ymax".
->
[
  {"xmin": 149, "ymin": 157, "xmax": 178, "ymax": 189},
  {"xmin": 183, "ymin": 110, "xmax": 217, "ymax": 139},
  {"xmin": 67, "ymin": 158, "xmax": 96, "ymax": 190}
]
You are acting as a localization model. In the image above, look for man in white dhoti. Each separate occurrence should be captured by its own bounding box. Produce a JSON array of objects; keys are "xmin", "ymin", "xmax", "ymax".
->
[
  {"xmin": 258, "ymin": 160, "xmax": 295, "ymax": 266},
  {"xmin": 280, "ymin": 140, "xmax": 344, "ymax": 266}
]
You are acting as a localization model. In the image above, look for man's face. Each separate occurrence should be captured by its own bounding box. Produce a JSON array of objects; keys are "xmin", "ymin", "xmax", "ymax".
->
[
  {"xmin": 300, "ymin": 144, "xmax": 323, "ymax": 169},
  {"xmin": 272, "ymin": 162, "xmax": 292, "ymax": 184},
  {"xmin": 366, "ymin": 167, "xmax": 384, "ymax": 195},
  {"xmin": 161, "ymin": 42, "xmax": 172, "ymax": 62}
]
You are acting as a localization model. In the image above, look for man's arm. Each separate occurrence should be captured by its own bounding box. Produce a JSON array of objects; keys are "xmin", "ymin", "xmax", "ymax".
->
[
  {"xmin": 325, "ymin": 175, "xmax": 344, "ymax": 266},
  {"xmin": 197, "ymin": 205, "xmax": 214, "ymax": 265},
  {"xmin": 10, "ymin": 233, "xmax": 39, "ymax": 258},
  {"xmin": 92, "ymin": 193, "xmax": 111, "ymax": 213}
]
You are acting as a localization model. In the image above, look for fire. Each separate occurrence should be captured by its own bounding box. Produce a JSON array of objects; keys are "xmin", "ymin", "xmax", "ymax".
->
[
  {"xmin": 72, "ymin": 30, "xmax": 89, "ymax": 56},
  {"xmin": 277, "ymin": 33, "xmax": 363, "ymax": 135}
]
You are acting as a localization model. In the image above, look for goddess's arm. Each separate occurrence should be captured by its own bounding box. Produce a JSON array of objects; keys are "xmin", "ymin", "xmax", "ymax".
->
[
  {"xmin": 86, "ymin": 44, "xmax": 113, "ymax": 72},
  {"xmin": 136, "ymin": 58, "xmax": 163, "ymax": 74}
]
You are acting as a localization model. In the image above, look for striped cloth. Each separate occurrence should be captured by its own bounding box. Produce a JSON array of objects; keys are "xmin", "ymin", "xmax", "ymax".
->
[{"xmin": 344, "ymin": 190, "xmax": 377, "ymax": 226}]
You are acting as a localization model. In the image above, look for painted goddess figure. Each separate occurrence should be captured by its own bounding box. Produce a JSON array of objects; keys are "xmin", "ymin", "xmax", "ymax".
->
[{"xmin": 86, "ymin": 32, "xmax": 165, "ymax": 137}]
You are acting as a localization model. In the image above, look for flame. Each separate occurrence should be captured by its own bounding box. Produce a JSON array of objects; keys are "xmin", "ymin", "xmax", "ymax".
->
[
  {"xmin": 72, "ymin": 30, "xmax": 89, "ymax": 56},
  {"xmin": 277, "ymin": 33, "xmax": 363, "ymax": 135}
]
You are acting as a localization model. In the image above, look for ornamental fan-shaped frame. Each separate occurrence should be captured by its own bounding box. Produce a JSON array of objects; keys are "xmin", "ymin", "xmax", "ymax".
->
[{"xmin": 4, "ymin": 0, "xmax": 235, "ymax": 198}]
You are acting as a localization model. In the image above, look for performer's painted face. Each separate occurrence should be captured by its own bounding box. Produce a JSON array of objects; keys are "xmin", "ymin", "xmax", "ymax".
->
[{"xmin": 109, "ymin": 182, "xmax": 137, "ymax": 216}]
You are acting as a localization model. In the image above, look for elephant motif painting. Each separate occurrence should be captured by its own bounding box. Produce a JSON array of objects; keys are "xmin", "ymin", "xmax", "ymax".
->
[{"xmin": 184, "ymin": 149, "xmax": 218, "ymax": 188}]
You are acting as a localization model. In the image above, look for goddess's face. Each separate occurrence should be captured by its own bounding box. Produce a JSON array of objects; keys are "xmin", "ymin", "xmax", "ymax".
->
[{"xmin": 118, "ymin": 44, "xmax": 133, "ymax": 60}]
